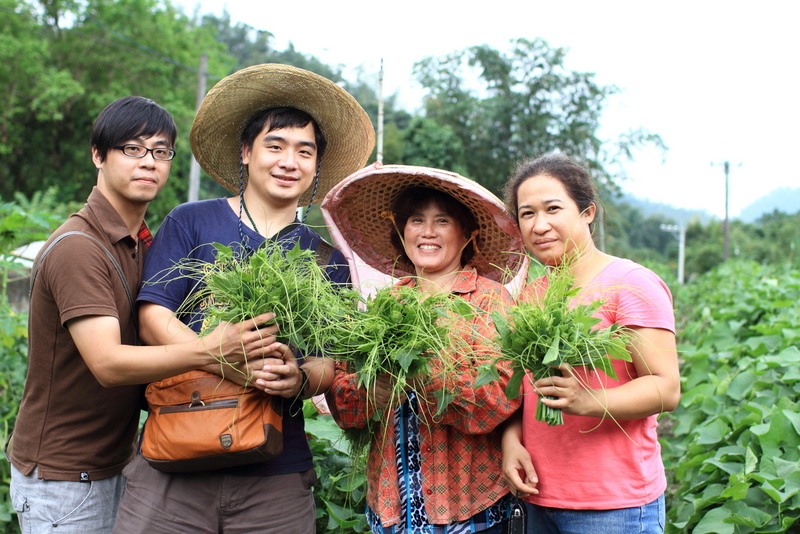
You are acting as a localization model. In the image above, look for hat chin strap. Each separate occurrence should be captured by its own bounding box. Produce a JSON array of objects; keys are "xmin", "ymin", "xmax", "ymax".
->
[
  {"xmin": 300, "ymin": 160, "xmax": 322, "ymax": 224},
  {"xmin": 235, "ymin": 147, "xmax": 319, "ymax": 244},
  {"xmin": 236, "ymin": 147, "xmax": 255, "ymax": 253},
  {"xmin": 468, "ymin": 229, "xmax": 480, "ymax": 255}
]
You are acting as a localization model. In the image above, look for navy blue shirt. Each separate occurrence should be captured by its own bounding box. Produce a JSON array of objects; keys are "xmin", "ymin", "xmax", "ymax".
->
[{"xmin": 138, "ymin": 198, "xmax": 350, "ymax": 476}]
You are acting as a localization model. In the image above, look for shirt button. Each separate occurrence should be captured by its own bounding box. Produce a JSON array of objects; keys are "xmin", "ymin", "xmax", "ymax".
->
[{"xmin": 426, "ymin": 489, "xmax": 433, "ymax": 495}]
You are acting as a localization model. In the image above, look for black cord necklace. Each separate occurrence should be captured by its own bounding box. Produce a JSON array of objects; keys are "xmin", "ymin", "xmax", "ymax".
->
[{"xmin": 241, "ymin": 198, "xmax": 260, "ymax": 235}]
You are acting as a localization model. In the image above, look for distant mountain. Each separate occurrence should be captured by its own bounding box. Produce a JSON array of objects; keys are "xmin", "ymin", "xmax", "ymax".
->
[
  {"xmin": 617, "ymin": 194, "xmax": 714, "ymax": 225},
  {"xmin": 738, "ymin": 187, "xmax": 800, "ymax": 223},
  {"xmin": 616, "ymin": 188, "xmax": 800, "ymax": 226}
]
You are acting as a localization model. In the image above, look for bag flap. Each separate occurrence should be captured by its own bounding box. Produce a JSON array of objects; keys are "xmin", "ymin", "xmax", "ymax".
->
[{"xmin": 145, "ymin": 370, "xmax": 254, "ymax": 407}]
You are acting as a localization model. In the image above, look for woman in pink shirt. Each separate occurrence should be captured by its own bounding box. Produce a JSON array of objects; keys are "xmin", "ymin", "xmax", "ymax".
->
[{"xmin": 500, "ymin": 154, "xmax": 681, "ymax": 533}]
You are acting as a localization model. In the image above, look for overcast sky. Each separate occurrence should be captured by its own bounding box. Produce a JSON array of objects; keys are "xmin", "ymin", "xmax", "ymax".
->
[{"xmin": 177, "ymin": 0, "xmax": 799, "ymax": 220}]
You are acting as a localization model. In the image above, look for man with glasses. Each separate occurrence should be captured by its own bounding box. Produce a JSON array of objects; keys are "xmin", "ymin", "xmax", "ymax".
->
[{"xmin": 8, "ymin": 96, "xmax": 278, "ymax": 533}]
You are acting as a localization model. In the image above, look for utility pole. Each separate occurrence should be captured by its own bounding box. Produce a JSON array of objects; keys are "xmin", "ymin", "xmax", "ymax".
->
[
  {"xmin": 188, "ymin": 53, "xmax": 208, "ymax": 202},
  {"xmin": 723, "ymin": 161, "xmax": 730, "ymax": 261},
  {"xmin": 711, "ymin": 160, "xmax": 741, "ymax": 261},
  {"xmin": 660, "ymin": 224, "xmax": 686, "ymax": 284},
  {"xmin": 376, "ymin": 58, "xmax": 384, "ymax": 163}
]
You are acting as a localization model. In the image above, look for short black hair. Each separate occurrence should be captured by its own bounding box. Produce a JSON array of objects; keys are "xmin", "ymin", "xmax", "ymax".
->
[
  {"xmin": 91, "ymin": 96, "xmax": 177, "ymax": 162},
  {"xmin": 390, "ymin": 186, "xmax": 478, "ymax": 267},
  {"xmin": 240, "ymin": 107, "xmax": 327, "ymax": 164}
]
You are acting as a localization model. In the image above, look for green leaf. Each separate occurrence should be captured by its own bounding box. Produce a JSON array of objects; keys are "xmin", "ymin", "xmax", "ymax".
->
[
  {"xmin": 505, "ymin": 368, "xmax": 525, "ymax": 400},
  {"xmin": 542, "ymin": 332, "xmax": 561, "ymax": 366},
  {"xmin": 692, "ymin": 507, "xmax": 735, "ymax": 534},
  {"xmin": 606, "ymin": 338, "xmax": 632, "ymax": 361},
  {"xmin": 724, "ymin": 370, "xmax": 755, "ymax": 401},
  {"xmin": 474, "ymin": 363, "xmax": 500, "ymax": 388},
  {"xmin": 696, "ymin": 418, "xmax": 730, "ymax": 445},
  {"xmin": 719, "ymin": 476, "xmax": 750, "ymax": 500},
  {"xmin": 450, "ymin": 297, "xmax": 476, "ymax": 320},
  {"xmin": 492, "ymin": 310, "xmax": 510, "ymax": 339},
  {"xmin": 395, "ymin": 348, "xmax": 420, "ymax": 374},
  {"xmin": 433, "ymin": 388, "xmax": 454, "ymax": 415},
  {"xmin": 744, "ymin": 447, "xmax": 758, "ymax": 474},
  {"xmin": 783, "ymin": 408, "xmax": 800, "ymax": 437},
  {"xmin": 703, "ymin": 458, "xmax": 742, "ymax": 475},
  {"xmin": 211, "ymin": 242, "xmax": 233, "ymax": 256},
  {"xmin": 722, "ymin": 500, "xmax": 772, "ymax": 527}
]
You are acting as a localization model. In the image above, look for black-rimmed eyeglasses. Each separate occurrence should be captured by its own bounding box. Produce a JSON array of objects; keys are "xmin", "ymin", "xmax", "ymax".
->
[{"xmin": 113, "ymin": 144, "xmax": 176, "ymax": 161}]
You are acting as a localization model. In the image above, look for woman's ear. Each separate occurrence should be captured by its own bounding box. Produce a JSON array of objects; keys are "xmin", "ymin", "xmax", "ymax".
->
[{"xmin": 582, "ymin": 202, "xmax": 597, "ymax": 225}]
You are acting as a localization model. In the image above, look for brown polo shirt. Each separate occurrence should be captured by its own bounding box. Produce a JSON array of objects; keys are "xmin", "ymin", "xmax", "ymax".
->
[{"xmin": 10, "ymin": 187, "xmax": 146, "ymax": 481}]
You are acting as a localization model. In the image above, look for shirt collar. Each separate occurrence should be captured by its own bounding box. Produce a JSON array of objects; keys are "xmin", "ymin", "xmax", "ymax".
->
[
  {"xmin": 137, "ymin": 221, "xmax": 153, "ymax": 247},
  {"xmin": 82, "ymin": 187, "xmax": 147, "ymax": 247},
  {"xmin": 395, "ymin": 265, "xmax": 479, "ymax": 295}
]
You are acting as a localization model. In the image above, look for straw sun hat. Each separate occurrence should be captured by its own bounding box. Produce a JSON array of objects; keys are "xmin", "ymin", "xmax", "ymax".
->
[
  {"xmin": 321, "ymin": 164, "xmax": 526, "ymax": 283},
  {"xmin": 190, "ymin": 63, "xmax": 375, "ymax": 205}
]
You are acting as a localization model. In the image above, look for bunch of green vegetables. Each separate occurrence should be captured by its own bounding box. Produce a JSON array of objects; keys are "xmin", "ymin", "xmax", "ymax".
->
[
  {"xmin": 492, "ymin": 265, "xmax": 631, "ymax": 425},
  {"xmin": 185, "ymin": 241, "xmax": 359, "ymax": 358},
  {"xmin": 325, "ymin": 285, "xmax": 473, "ymax": 455}
]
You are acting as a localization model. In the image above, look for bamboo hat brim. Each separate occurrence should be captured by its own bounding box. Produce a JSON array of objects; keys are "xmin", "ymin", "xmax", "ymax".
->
[
  {"xmin": 190, "ymin": 63, "xmax": 375, "ymax": 205},
  {"xmin": 321, "ymin": 164, "xmax": 526, "ymax": 283}
]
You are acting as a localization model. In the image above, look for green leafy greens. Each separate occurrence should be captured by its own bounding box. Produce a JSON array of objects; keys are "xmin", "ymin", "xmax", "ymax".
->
[{"xmin": 493, "ymin": 265, "xmax": 631, "ymax": 425}]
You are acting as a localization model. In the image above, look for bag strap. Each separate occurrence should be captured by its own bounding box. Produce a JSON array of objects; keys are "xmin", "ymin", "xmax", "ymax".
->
[
  {"xmin": 314, "ymin": 239, "xmax": 334, "ymax": 268},
  {"xmin": 31, "ymin": 231, "xmax": 137, "ymax": 331}
]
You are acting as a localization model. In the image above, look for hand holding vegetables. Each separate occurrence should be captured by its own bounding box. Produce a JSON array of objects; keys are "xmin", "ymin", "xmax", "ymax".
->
[
  {"xmin": 493, "ymin": 264, "xmax": 631, "ymax": 425},
  {"xmin": 530, "ymin": 363, "xmax": 605, "ymax": 420}
]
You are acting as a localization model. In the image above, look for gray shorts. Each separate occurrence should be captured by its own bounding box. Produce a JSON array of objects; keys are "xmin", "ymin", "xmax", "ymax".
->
[
  {"xmin": 112, "ymin": 454, "xmax": 317, "ymax": 534},
  {"xmin": 10, "ymin": 464, "xmax": 125, "ymax": 533}
]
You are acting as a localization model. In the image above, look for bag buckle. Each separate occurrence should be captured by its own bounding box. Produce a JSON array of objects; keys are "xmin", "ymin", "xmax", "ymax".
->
[{"xmin": 189, "ymin": 391, "xmax": 205, "ymax": 407}]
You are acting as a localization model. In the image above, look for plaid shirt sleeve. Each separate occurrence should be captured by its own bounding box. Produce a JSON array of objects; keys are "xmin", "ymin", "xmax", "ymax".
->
[
  {"xmin": 327, "ymin": 361, "xmax": 373, "ymax": 429},
  {"xmin": 416, "ymin": 270, "xmax": 521, "ymax": 434}
]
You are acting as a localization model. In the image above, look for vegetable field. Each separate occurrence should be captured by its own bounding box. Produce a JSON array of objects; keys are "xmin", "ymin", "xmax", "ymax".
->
[{"xmin": 663, "ymin": 260, "xmax": 800, "ymax": 532}]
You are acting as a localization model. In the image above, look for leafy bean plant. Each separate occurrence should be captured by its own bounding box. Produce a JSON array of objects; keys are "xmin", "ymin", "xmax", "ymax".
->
[
  {"xmin": 304, "ymin": 402, "xmax": 369, "ymax": 533},
  {"xmin": 0, "ymin": 292, "xmax": 26, "ymax": 534},
  {"xmin": 664, "ymin": 260, "xmax": 800, "ymax": 533},
  {"xmin": 0, "ymin": 190, "xmax": 70, "ymax": 534}
]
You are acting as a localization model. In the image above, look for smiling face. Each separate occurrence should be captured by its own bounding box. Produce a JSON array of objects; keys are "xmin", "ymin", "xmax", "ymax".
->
[
  {"xmin": 402, "ymin": 201, "xmax": 470, "ymax": 279},
  {"xmin": 242, "ymin": 123, "xmax": 318, "ymax": 207},
  {"xmin": 93, "ymin": 133, "xmax": 171, "ymax": 207},
  {"xmin": 516, "ymin": 174, "xmax": 596, "ymax": 266}
]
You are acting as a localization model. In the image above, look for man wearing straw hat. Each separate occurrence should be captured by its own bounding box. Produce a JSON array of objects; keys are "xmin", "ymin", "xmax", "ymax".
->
[{"xmin": 113, "ymin": 64, "xmax": 374, "ymax": 533}]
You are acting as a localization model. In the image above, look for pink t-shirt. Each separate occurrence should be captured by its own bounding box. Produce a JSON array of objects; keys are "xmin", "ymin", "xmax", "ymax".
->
[{"xmin": 521, "ymin": 258, "xmax": 675, "ymax": 510}]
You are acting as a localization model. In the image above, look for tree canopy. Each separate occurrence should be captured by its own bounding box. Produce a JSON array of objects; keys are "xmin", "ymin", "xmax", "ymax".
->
[
  {"xmin": 413, "ymin": 38, "xmax": 662, "ymax": 197},
  {"xmin": 0, "ymin": 1, "xmax": 659, "ymax": 223}
]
